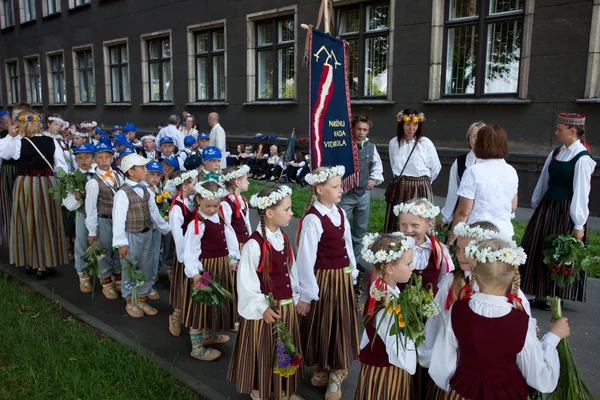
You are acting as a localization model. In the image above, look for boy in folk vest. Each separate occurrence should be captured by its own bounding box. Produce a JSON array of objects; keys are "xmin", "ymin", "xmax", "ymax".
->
[
  {"xmin": 112, "ymin": 154, "xmax": 170, "ymax": 318},
  {"xmin": 339, "ymin": 114, "xmax": 384, "ymax": 271},
  {"xmin": 86, "ymin": 143, "xmax": 124, "ymax": 300}
]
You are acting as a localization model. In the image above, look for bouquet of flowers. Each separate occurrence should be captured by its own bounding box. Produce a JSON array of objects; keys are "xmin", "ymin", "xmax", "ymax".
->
[
  {"xmin": 122, "ymin": 259, "xmax": 145, "ymax": 305},
  {"xmin": 355, "ymin": 271, "xmax": 365, "ymax": 319},
  {"xmin": 155, "ymin": 190, "xmax": 172, "ymax": 220},
  {"xmin": 540, "ymin": 233, "xmax": 593, "ymax": 400},
  {"xmin": 82, "ymin": 241, "xmax": 106, "ymax": 300},
  {"xmin": 190, "ymin": 272, "xmax": 234, "ymax": 308},
  {"xmin": 267, "ymin": 294, "xmax": 303, "ymax": 377},
  {"xmin": 48, "ymin": 168, "xmax": 89, "ymax": 200}
]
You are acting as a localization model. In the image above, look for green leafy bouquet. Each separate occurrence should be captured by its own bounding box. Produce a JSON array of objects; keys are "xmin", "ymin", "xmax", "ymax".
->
[
  {"xmin": 122, "ymin": 259, "xmax": 145, "ymax": 305},
  {"xmin": 48, "ymin": 168, "xmax": 88, "ymax": 200},
  {"xmin": 82, "ymin": 241, "xmax": 106, "ymax": 300},
  {"xmin": 190, "ymin": 272, "xmax": 234, "ymax": 308}
]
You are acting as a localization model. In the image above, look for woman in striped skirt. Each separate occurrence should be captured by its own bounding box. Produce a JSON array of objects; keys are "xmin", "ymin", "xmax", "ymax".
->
[
  {"xmin": 296, "ymin": 166, "xmax": 360, "ymax": 400},
  {"xmin": 0, "ymin": 108, "xmax": 21, "ymax": 249},
  {"xmin": 182, "ymin": 180, "xmax": 240, "ymax": 361},
  {"xmin": 228, "ymin": 186, "xmax": 304, "ymax": 400},
  {"xmin": 0, "ymin": 110, "xmax": 69, "ymax": 278},
  {"xmin": 520, "ymin": 113, "xmax": 596, "ymax": 303},
  {"xmin": 384, "ymin": 109, "xmax": 441, "ymax": 233}
]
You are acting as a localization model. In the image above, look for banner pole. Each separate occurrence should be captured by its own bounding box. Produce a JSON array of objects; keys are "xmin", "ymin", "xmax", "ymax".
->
[{"xmin": 323, "ymin": 0, "xmax": 330, "ymax": 34}]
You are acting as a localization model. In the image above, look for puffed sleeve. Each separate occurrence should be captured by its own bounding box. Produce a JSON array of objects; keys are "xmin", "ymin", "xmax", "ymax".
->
[
  {"xmin": 295, "ymin": 214, "xmax": 323, "ymax": 302},
  {"xmin": 428, "ymin": 306, "xmax": 459, "ymax": 391},
  {"xmin": 516, "ymin": 330, "xmax": 561, "ymax": 393},
  {"xmin": 237, "ymin": 238, "xmax": 270, "ymax": 320},
  {"xmin": 570, "ymin": 155, "xmax": 596, "ymax": 230},
  {"xmin": 183, "ymin": 220, "xmax": 205, "ymax": 277},
  {"xmin": 0, "ymin": 135, "xmax": 21, "ymax": 160},
  {"xmin": 420, "ymin": 272, "xmax": 454, "ymax": 368},
  {"xmin": 531, "ymin": 152, "xmax": 553, "ymax": 210},
  {"xmin": 224, "ymin": 220, "xmax": 241, "ymax": 262},
  {"xmin": 84, "ymin": 179, "xmax": 100, "ymax": 236}
]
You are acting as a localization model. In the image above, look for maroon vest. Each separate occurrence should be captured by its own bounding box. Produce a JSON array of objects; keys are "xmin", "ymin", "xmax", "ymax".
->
[
  {"xmin": 450, "ymin": 299, "xmax": 529, "ymax": 400},
  {"xmin": 398, "ymin": 249, "xmax": 440, "ymax": 296},
  {"xmin": 222, "ymin": 195, "xmax": 250, "ymax": 244},
  {"xmin": 172, "ymin": 201, "xmax": 194, "ymax": 235},
  {"xmin": 199, "ymin": 216, "xmax": 230, "ymax": 258},
  {"xmin": 249, "ymin": 231, "xmax": 293, "ymax": 300},
  {"xmin": 358, "ymin": 292, "xmax": 391, "ymax": 368},
  {"xmin": 305, "ymin": 206, "xmax": 349, "ymax": 270}
]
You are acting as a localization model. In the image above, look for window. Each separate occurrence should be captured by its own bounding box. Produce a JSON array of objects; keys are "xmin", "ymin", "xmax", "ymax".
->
[
  {"xmin": 443, "ymin": 0, "xmax": 524, "ymax": 96},
  {"xmin": 338, "ymin": 3, "xmax": 390, "ymax": 98},
  {"xmin": 147, "ymin": 37, "xmax": 172, "ymax": 102},
  {"xmin": 48, "ymin": 52, "xmax": 66, "ymax": 103},
  {"xmin": 255, "ymin": 17, "xmax": 295, "ymax": 100},
  {"xmin": 74, "ymin": 48, "xmax": 95, "ymax": 103},
  {"xmin": 20, "ymin": 0, "xmax": 35, "ymax": 22},
  {"xmin": 2, "ymin": 0, "xmax": 15, "ymax": 28},
  {"xmin": 69, "ymin": 0, "xmax": 90, "ymax": 8},
  {"xmin": 45, "ymin": 0, "xmax": 61, "ymax": 15},
  {"xmin": 107, "ymin": 43, "xmax": 130, "ymax": 102},
  {"xmin": 25, "ymin": 57, "xmax": 42, "ymax": 104},
  {"xmin": 5, "ymin": 61, "xmax": 19, "ymax": 104},
  {"xmin": 194, "ymin": 28, "xmax": 226, "ymax": 101}
]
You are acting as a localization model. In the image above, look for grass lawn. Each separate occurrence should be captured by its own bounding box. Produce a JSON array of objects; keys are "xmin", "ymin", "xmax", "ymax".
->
[
  {"xmin": 0, "ymin": 274, "xmax": 201, "ymax": 400},
  {"xmin": 247, "ymin": 181, "xmax": 600, "ymax": 277}
]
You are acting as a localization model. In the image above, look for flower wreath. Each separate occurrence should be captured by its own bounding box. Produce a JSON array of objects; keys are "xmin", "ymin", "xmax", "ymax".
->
[
  {"xmin": 72, "ymin": 131, "xmax": 88, "ymax": 138},
  {"xmin": 47, "ymin": 116, "xmax": 65, "ymax": 125},
  {"xmin": 220, "ymin": 165, "xmax": 250, "ymax": 183},
  {"xmin": 166, "ymin": 169, "xmax": 198, "ymax": 188},
  {"xmin": 193, "ymin": 181, "xmax": 227, "ymax": 201},
  {"xmin": 393, "ymin": 201, "xmax": 440, "ymax": 219},
  {"xmin": 465, "ymin": 241, "xmax": 527, "ymax": 267},
  {"xmin": 15, "ymin": 114, "xmax": 41, "ymax": 122},
  {"xmin": 396, "ymin": 111, "xmax": 425, "ymax": 124},
  {"xmin": 304, "ymin": 165, "xmax": 345, "ymax": 186},
  {"xmin": 361, "ymin": 232, "xmax": 415, "ymax": 264},
  {"xmin": 249, "ymin": 185, "xmax": 293, "ymax": 210},
  {"xmin": 61, "ymin": 121, "xmax": 70, "ymax": 131},
  {"xmin": 80, "ymin": 121, "xmax": 98, "ymax": 130},
  {"xmin": 140, "ymin": 135, "xmax": 156, "ymax": 143},
  {"xmin": 453, "ymin": 222, "xmax": 508, "ymax": 241}
]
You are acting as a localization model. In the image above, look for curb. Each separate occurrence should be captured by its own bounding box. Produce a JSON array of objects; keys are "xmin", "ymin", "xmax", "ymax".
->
[{"xmin": 0, "ymin": 263, "xmax": 227, "ymax": 400}]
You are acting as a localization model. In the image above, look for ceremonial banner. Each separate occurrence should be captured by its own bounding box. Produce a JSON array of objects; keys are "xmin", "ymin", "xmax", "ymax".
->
[{"xmin": 307, "ymin": 28, "xmax": 359, "ymax": 191}]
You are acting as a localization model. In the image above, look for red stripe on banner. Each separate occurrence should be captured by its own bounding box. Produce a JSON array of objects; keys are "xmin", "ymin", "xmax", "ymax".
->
[{"xmin": 312, "ymin": 63, "xmax": 334, "ymax": 168}]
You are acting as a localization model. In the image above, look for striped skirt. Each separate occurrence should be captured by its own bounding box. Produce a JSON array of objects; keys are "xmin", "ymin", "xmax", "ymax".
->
[
  {"xmin": 181, "ymin": 255, "xmax": 235, "ymax": 331},
  {"xmin": 426, "ymin": 383, "xmax": 455, "ymax": 400},
  {"xmin": 169, "ymin": 260, "xmax": 186, "ymax": 311},
  {"xmin": 0, "ymin": 163, "xmax": 18, "ymax": 247},
  {"xmin": 520, "ymin": 199, "xmax": 588, "ymax": 302},
  {"xmin": 10, "ymin": 175, "xmax": 68, "ymax": 268},
  {"xmin": 384, "ymin": 175, "xmax": 433, "ymax": 233},
  {"xmin": 300, "ymin": 268, "xmax": 360, "ymax": 371},
  {"xmin": 227, "ymin": 301, "xmax": 303, "ymax": 400},
  {"xmin": 354, "ymin": 364, "xmax": 412, "ymax": 400}
]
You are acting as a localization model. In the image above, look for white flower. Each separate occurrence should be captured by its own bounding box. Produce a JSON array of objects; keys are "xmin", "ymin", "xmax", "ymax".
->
[
  {"xmin": 453, "ymin": 222, "xmax": 508, "ymax": 241},
  {"xmin": 304, "ymin": 165, "xmax": 345, "ymax": 186},
  {"xmin": 465, "ymin": 241, "xmax": 527, "ymax": 267},
  {"xmin": 249, "ymin": 185, "xmax": 293, "ymax": 210},
  {"xmin": 166, "ymin": 170, "xmax": 199, "ymax": 188},
  {"xmin": 393, "ymin": 201, "xmax": 440, "ymax": 219},
  {"xmin": 220, "ymin": 165, "xmax": 250, "ymax": 183},
  {"xmin": 193, "ymin": 182, "xmax": 227, "ymax": 200},
  {"xmin": 361, "ymin": 232, "xmax": 415, "ymax": 264}
]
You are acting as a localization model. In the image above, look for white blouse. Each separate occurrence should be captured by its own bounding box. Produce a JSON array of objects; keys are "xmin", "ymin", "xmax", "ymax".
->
[
  {"xmin": 0, "ymin": 134, "xmax": 70, "ymax": 173},
  {"xmin": 441, "ymin": 151, "xmax": 478, "ymax": 224},
  {"xmin": 296, "ymin": 200, "xmax": 357, "ymax": 302},
  {"xmin": 360, "ymin": 282, "xmax": 417, "ymax": 374},
  {"xmin": 531, "ymin": 140, "xmax": 596, "ymax": 230},
  {"xmin": 429, "ymin": 293, "xmax": 561, "ymax": 394},
  {"xmin": 456, "ymin": 159, "xmax": 518, "ymax": 237},
  {"xmin": 237, "ymin": 226, "xmax": 300, "ymax": 320},
  {"xmin": 169, "ymin": 197, "xmax": 195, "ymax": 264},
  {"xmin": 388, "ymin": 136, "xmax": 442, "ymax": 181},
  {"xmin": 183, "ymin": 210, "xmax": 241, "ymax": 278},
  {"xmin": 413, "ymin": 236, "xmax": 454, "ymax": 281},
  {"xmin": 220, "ymin": 193, "xmax": 252, "ymax": 237}
]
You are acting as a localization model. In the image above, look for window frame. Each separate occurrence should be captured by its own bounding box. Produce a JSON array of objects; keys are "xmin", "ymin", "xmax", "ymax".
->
[
  {"xmin": 193, "ymin": 27, "xmax": 226, "ymax": 102},
  {"xmin": 43, "ymin": 0, "xmax": 61, "ymax": 16},
  {"xmin": 47, "ymin": 51, "xmax": 67, "ymax": 104},
  {"xmin": 5, "ymin": 60, "xmax": 20, "ymax": 105},
  {"xmin": 68, "ymin": 0, "xmax": 90, "ymax": 9},
  {"xmin": 146, "ymin": 36, "xmax": 172, "ymax": 103},
  {"xmin": 24, "ymin": 55, "xmax": 42, "ymax": 104},
  {"xmin": 20, "ymin": 0, "xmax": 36, "ymax": 23},
  {"xmin": 1, "ymin": 0, "xmax": 15, "ymax": 28},
  {"xmin": 73, "ymin": 46, "xmax": 95, "ymax": 103},
  {"xmin": 106, "ymin": 41, "xmax": 130, "ymax": 103}
]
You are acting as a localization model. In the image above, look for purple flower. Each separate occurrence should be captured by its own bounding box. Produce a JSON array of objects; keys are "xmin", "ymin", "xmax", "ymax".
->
[{"xmin": 276, "ymin": 337, "xmax": 292, "ymax": 368}]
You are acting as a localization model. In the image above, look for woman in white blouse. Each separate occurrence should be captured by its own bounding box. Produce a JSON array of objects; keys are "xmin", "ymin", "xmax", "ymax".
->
[
  {"xmin": 384, "ymin": 108, "xmax": 441, "ymax": 232},
  {"xmin": 520, "ymin": 112, "xmax": 596, "ymax": 303},
  {"xmin": 449, "ymin": 125, "xmax": 518, "ymax": 240},
  {"xmin": 179, "ymin": 114, "xmax": 199, "ymax": 140},
  {"xmin": 440, "ymin": 121, "xmax": 485, "ymax": 228}
]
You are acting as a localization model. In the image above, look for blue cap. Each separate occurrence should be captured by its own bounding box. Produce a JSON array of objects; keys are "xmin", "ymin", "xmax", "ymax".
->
[
  {"xmin": 119, "ymin": 147, "xmax": 137, "ymax": 157},
  {"xmin": 146, "ymin": 160, "xmax": 164, "ymax": 174},
  {"xmin": 96, "ymin": 127, "xmax": 105, "ymax": 135},
  {"xmin": 183, "ymin": 153, "xmax": 203, "ymax": 170},
  {"xmin": 123, "ymin": 123, "xmax": 137, "ymax": 133},
  {"xmin": 95, "ymin": 143, "xmax": 114, "ymax": 154},
  {"xmin": 161, "ymin": 155, "xmax": 179, "ymax": 170},
  {"xmin": 0, "ymin": 110, "xmax": 9, "ymax": 118},
  {"xmin": 202, "ymin": 146, "xmax": 222, "ymax": 161},
  {"xmin": 159, "ymin": 136, "xmax": 174, "ymax": 145},
  {"xmin": 114, "ymin": 134, "xmax": 133, "ymax": 147},
  {"xmin": 184, "ymin": 135, "xmax": 196, "ymax": 147},
  {"xmin": 197, "ymin": 132, "xmax": 210, "ymax": 140},
  {"xmin": 99, "ymin": 135, "xmax": 112, "ymax": 145},
  {"xmin": 111, "ymin": 125, "xmax": 123, "ymax": 132},
  {"xmin": 73, "ymin": 143, "xmax": 96, "ymax": 155}
]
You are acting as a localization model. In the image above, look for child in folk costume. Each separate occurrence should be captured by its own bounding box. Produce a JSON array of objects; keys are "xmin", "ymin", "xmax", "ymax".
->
[
  {"xmin": 0, "ymin": 111, "xmax": 69, "ymax": 278},
  {"xmin": 429, "ymin": 239, "xmax": 569, "ymax": 399},
  {"xmin": 113, "ymin": 154, "xmax": 170, "ymax": 318},
  {"xmin": 182, "ymin": 181, "xmax": 240, "ymax": 361},
  {"xmin": 86, "ymin": 143, "xmax": 124, "ymax": 299},
  {"xmin": 139, "ymin": 135, "xmax": 160, "ymax": 161},
  {"xmin": 62, "ymin": 144, "xmax": 97, "ymax": 292},
  {"xmin": 227, "ymin": 186, "xmax": 304, "ymax": 400},
  {"xmin": 165, "ymin": 169, "xmax": 197, "ymax": 336},
  {"xmin": 354, "ymin": 232, "xmax": 418, "ymax": 400},
  {"xmin": 296, "ymin": 165, "xmax": 359, "ymax": 400},
  {"xmin": 220, "ymin": 164, "xmax": 252, "ymax": 332},
  {"xmin": 144, "ymin": 160, "xmax": 166, "ymax": 300}
]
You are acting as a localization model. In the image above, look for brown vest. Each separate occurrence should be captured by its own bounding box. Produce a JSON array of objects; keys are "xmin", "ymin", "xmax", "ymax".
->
[
  {"xmin": 92, "ymin": 172, "xmax": 120, "ymax": 216},
  {"xmin": 121, "ymin": 185, "xmax": 152, "ymax": 233}
]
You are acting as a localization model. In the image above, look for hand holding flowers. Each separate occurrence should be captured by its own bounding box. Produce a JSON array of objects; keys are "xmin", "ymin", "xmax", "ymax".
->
[{"xmin": 266, "ymin": 294, "xmax": 302, "ymax": 377}]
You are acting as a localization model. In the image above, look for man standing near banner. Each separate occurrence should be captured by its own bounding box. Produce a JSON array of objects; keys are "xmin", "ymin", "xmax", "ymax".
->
[{"xmin": 339, "ymin": 114, "xmax": 383, "ymax": 271}]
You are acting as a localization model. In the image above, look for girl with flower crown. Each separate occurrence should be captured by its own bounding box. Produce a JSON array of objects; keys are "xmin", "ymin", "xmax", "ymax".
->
[
  {"xmin": 429, "ymin": 239, "xmax": 569, "ymax": 399},
  {"xmin": 182, "ymin": 180, "xmax": 240, "ymax": 361},
  {"xmin": 354, "ymin": 232, "xmax": 418, "ymax": 400},
  {"xmin": 227, "ymin": 185, "xmax": 304, "ymax": 400},
  {"xmin": 296, "ymin": 165, "xmax": 359, "ymax": 400},
  {"xmin": 384, "ymin": 108, "xmax": 441, "ymax": 232}
]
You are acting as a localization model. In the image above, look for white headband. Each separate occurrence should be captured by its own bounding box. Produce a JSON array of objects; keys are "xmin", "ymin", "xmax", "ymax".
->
[
  {"xmin": 48, "ymin": 116, "xmax": 65, "ymax": 126},
  {"xmin": 304, "ymin": 165, "xmax": 345, "ymax": 186},
  {"xmin": 466, "ymin": 241, "xmax": 527, "ymax": 267},
  {"xmin": 249, "ymin": 185, "xmax": 292, "ymax": 210},
  {"xmin": 220, "ymin": 165, "xmax": 250, "ymax": 183},
  {"xmin": 393, "ymin": 201, "xmax": 440, "ymax": 220},
  {"xmin": 80, "ymin": 121, "xmax": 98, "ymax": 130},
  {"xmin": 166, "ymin": 170, "xmax": 198, "ymax": 188},
  {"xmin": 72, "ymin": 131, "xmax": 88, "ymax": 138},
  {"xmin": 194, "ymin": 182, "xmax": 227, "ymax": 200},
  {"xmin": 141, "ymin": 135, "xmax": 156, "ymax": 142},
  {"xmin": 361, "ymin": 232, "xmax": 415, "ymax": 264}
]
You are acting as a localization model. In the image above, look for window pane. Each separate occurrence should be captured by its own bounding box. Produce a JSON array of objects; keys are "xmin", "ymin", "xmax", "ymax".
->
[
  {"xmin": 364, "ymin": 36, "xmax": 388, "ymax": 96},
  {"xmin": 213, "ymin": 29, "xmax": 225, "ymax": 51},
  {"xmin": 257, "ymin": 22, "xmax": 273, "ymax": 46},
  {"xmin": 196, "ymin": 32, "xmax": 208, "ymax": 53},
  {"xmin": 278, "ymin": 19, "xmax": 294, "ymax": 43},
  {"xmin": 346, "ymin": 38, "xmax": 359, "ymax": 97},
  {"xmin": 366, "ymin": 4, "xmax": 389, "ymax": 31},
  {"xmin": 110, "ymin": 47, "xmax": 118, "ymax": 64},
  {"xmin": 213, "ymin": 54, "xmax": 225, "ymax": 100},
  {"xmin": 162, "ymin": 61, "xmax": 172, "ymax": 100},
  {"xmin": 88, "ymin": 71, "xmax": 95, "ymax": 101},
  {"xmin": 278, "ymin": 46, "xmax": 294, "ymax": 98},
  {"xmin": 448, "ymin": 0, "xmax": 479, "ymax": 19},
  {"xmin": 52, "ymin": 72, "xmax": 60, "ymax": 103},
  {"xmin": 121, "ymin": 66, "xmax": 130, "ymax": 101},
  {"xmin": 162, "ymin": 39, "xmax": 170, "ymax": 58},
  {"xmin": 149, "ymin": 41, "xmax": 159, "ymax": 59},
  {"xmin": 111, "ymin": 67, "xmax": 121, "ymax": 102},
  {"xmin": 78, "ymin": 71, "xmax": 87, "ymax": 102},
  {"xmin": 196, "ymin": 57, "xmax": 208, "ymax": 100},
  {"xmin": 339, "ymin": 9, "xmax": 359, "ymax": 35},
  {"xmin": 257, "ymin": 50, "xmax": 273, "ymax": 99},
  {"xmin": 445, "ymin": 26, "xmax": 478, "ymax": 94},
  {"xmin": 484, "ymin": 19, "xmax": 521, "ymax": 93},
  {"xmin": 120, "ymin": 45, "xmax": 127, "ymax": 62},
  {"xmin": 150, "ymin": 62, "xmax": 160, "ymax": 101},
  {"xmin": 489, "ymin": 0, "xmax": 523, "ymax": 14},
  {"xmin": 24, "ymin": 0, "xmax": 35, "ymax": 21}
]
